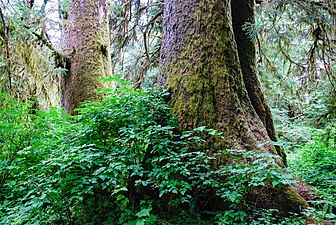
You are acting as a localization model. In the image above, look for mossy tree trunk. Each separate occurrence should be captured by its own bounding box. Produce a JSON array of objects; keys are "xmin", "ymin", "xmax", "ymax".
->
[
  {"xmin": 231, "ymin": 0, "xmax": 286, "ymax": 163},
  {"xmin": 159, "ymin": 0, "xmax": 273, "ymax": 152},
  {"xmin": 159, "ymin": 0, "xmax": 308, "ymax": 213},
  {"xmin": 61, "ymin": 0, "xmax": 112, "ymax": 115}
]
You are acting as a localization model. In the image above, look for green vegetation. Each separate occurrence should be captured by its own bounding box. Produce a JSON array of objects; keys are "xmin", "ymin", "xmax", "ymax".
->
[
  {"xmin": 289, "ymin": 127, "xmax": 336, "ymax": 221},
  {"xmin": 0, "ymin": 0, "xmax": 335, "ymax": 224},
  {"xmin": 0, "ymin": 80, "xmax": 334, "ymax": 224}
]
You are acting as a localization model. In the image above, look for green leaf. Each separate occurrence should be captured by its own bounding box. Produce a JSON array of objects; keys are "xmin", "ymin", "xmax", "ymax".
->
[
  {"xmin": 135, "ymin": 219, "xmax": 145, "ymax": 225},
  {"xmin": 271, "ymin": 179, "xmax": 281, "ymax": 187},
  {"xmin": 136, "ymin": 208, "xmax": 151, "ymax": 218},
  {"xmin": 195, "ymin": 126, "xmax": 206, "ymax": 132}
]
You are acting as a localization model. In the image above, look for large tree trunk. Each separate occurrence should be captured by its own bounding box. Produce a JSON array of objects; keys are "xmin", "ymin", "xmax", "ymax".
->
[
  {"xmin": 61, "ymin": 0, "xmax": 112, "ymax": 115},
  {"xmin": 159, "ymin": 0, "xmax": 273, "ymax": 152},
  {"xmin": 231, "ymin": 0, "xmax": 286, "ymax": 164},
  {"xmin": 159, "ymin": 0, "xmax": 308, "ymax": 213}
]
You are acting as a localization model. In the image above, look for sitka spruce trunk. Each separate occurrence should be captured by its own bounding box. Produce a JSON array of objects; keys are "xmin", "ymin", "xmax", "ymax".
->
[
  {"xmin": 61, "ymin": 0, "xmax": 112, "ymax": 115},
  {"xmin": 159, "ymin": 0, "xmax": 308, "ymax": 214}
]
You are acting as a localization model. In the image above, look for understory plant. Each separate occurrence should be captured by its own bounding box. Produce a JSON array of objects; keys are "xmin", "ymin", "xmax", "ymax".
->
[
  {"xmin": 289, "ymin": 126, "xmax": 336, "ymax": 222},
  {"xmin": 0, "ymin": 84, "xmax": 310, "ymax": 224}
]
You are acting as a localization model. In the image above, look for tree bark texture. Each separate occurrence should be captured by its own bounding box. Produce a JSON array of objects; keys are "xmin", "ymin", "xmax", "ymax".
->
[
  {"xmin": 61, "ymin": 0, "xmax": 112, "ymax": 115},
  {"xmin": 159, "ymin": 0, "xmax": 308, "ymax": 213},
  {"xmin": 231, "ymin": 0, "xmax": 286, "ymax": 163},
  {"xmin": 160, "ymin": 0, "xmax": 274, "ymax": 152}
]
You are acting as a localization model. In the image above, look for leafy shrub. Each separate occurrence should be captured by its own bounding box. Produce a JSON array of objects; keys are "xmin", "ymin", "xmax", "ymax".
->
[
  {"xmin": 0, "ymin": 92, "xmax": 72, "ymax": 224},
  {"xmin": 0, "ymin": 86, "xmax": 308, "ymax": 224},
  {"xmin": 289, "ymin": 126, "xmax": 336, "ymax": 221}
]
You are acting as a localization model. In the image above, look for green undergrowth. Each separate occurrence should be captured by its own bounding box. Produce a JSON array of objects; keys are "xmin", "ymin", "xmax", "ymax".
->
[
  {"xmin": 288, "ymin": 126, "xmax": 336, "ymax": 222},
  {"xmin": 272, "ymin": 106, "xmax": 336, "ymax": 222},
  {"xmin": 0, "ymin": 83, "xmax": 323, "ymax": 224}
]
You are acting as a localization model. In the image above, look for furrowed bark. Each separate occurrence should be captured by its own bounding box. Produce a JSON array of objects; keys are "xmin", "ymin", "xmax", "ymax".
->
[
  {"xmin": 159, "ymin": 0, "xmax": 308, "ymax": 214},
  {"xmin": 231, "ymin": 0, "xmax": 286, "ymax": 164}
]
